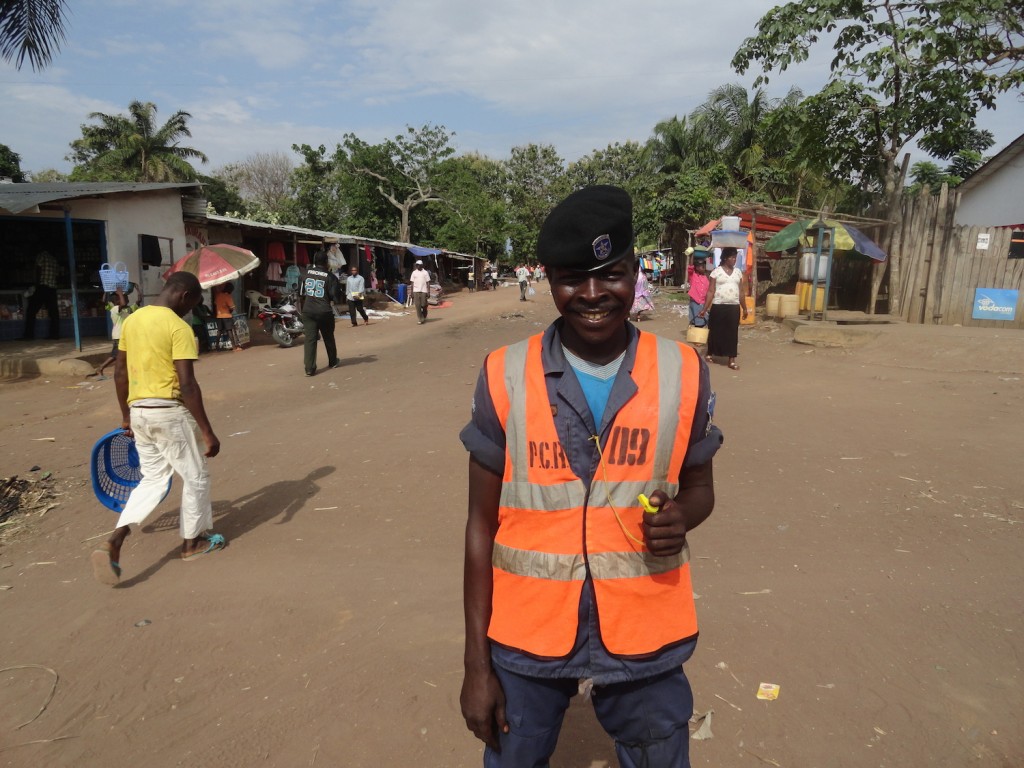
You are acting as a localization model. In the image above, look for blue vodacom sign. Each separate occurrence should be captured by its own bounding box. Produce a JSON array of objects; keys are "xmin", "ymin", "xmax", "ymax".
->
[{"xmin": 972, "ymin": 289, "xmax": 1019, "ymax": 321}]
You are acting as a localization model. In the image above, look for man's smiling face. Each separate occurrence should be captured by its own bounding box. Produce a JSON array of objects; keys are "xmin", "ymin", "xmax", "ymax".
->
[{"xmin": 549, "ymin": 253, "xmax": 637, "ymax": 363}]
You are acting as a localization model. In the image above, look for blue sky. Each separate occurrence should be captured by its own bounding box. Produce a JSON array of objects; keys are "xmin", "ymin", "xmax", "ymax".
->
[{"xmin": 2, "ymin": 0, "xmax": 1022, "ymax": 177}]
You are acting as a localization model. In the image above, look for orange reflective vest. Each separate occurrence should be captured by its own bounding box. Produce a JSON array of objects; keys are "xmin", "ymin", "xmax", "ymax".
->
[{"xmin": 485, "ymin": 331, "xmax": 701, "ymax": 657}]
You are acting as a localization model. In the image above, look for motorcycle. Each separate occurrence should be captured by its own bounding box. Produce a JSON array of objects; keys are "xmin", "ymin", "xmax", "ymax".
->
[{"xmin": 257, "ymin": 296, "xmax": 304, "ymax": 347}]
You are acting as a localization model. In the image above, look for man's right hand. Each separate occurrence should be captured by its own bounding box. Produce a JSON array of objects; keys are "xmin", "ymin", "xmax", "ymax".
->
[
  {"xmin": 204, "ymin": 432, "xmax": 221, "ymax": 458},
  {"xmin": 460, "ymin": 667, "xmax": 508, "ymax": 752}
]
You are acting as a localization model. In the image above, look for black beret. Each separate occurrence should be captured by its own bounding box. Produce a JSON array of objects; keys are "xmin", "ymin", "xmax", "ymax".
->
[{"xmin": 537, "ymin": 185, "xmax": 634, "ymax": 272}]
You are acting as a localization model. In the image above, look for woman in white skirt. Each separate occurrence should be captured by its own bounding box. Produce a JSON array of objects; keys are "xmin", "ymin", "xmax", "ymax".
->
[{"xmin": 698, "ymin": 247, "xmax": 748, "ymax": 370}]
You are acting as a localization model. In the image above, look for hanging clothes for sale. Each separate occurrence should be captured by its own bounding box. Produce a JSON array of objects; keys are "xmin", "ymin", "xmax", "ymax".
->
[
  {"xmin": 295, "ymin": 244, "xmax": 310, "ymax": 266},
  {"xmin": 267, "ymin": 242, "xmax": 286, "ymax": 263},
  {"xmin": 284, "ymin": 264, "xmax": 301, "ymax": 293},
  {"xmin": 327, "ymin": 244, "xmax": 346, "ymax": 273},
  {"xmin": 266, "ymin": 262, "xmax": 282, "ymax": 282}
]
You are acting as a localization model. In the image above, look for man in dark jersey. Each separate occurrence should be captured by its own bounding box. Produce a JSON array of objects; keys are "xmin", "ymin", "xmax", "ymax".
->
[{"xmin": 298, "ymin": 249, "xmax": 342, "ymax": 376}]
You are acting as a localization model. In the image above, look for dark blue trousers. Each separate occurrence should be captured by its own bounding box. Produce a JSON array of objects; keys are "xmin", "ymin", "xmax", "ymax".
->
[{"xmin": 484, "ymin": 666, "xmax": 693, "ymax": 768}]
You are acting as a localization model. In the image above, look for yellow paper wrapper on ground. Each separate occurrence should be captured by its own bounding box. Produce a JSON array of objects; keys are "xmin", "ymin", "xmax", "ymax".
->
[{"xmin": 756, "ymin": 683, "xmax": 780, "ymax": 701}]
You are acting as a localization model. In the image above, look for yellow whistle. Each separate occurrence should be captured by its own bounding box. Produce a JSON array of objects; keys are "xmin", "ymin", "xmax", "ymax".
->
[{"xmin": 638, "ymin": 493, "xmax": 659, "ymax": 514}]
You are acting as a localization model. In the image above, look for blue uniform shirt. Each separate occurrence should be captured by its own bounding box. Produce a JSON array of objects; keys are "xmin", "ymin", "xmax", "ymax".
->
[{"xmin": 460, "ymin": 320, "xmax": 723, "ymax": 684}]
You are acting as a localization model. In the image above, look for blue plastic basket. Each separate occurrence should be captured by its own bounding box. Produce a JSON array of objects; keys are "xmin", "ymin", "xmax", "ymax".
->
[{"xmin": 91, "ymin": 428, "xmax": 171, "ymax": 513}]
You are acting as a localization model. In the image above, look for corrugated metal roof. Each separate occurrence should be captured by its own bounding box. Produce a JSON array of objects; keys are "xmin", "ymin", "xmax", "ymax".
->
[
  {"xmin": 205, "ymin": 213, "xmax": 479, "ymax": 259},
  {"xmin": 0, "ymin": 182, "xmax": 201, "ymax": 215}
]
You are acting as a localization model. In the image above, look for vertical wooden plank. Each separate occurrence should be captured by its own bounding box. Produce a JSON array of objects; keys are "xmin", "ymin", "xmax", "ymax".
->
[
  {"xmin": 907, "ymin": 192, "xmax": 934, "ymax": 323},
  {"xmin": 900, "ymin": 192, "xmax": 921, "ymax": 321},
  {"xmin": 938, "ymin": 224, "xmax": 966, "ymax": 325},
  {"xmin": 953, "ymin": 226, "xmax": 975, "ymax": 326},
  {"xmin": 923, "ymin": 184, "xmax": 949, "ymax": 324}
]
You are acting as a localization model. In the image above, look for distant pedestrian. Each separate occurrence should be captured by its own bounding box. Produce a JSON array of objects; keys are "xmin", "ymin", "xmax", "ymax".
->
[
  {"xmin": 299, "ymin": 250, "xmax": 343, "ymax": 376},
  {"xmin": 687, "ymin": 259, "xmax": 709, "ymax": 328},
  {"xmin": 630, "ymin": 268, "xmax": 655, "ymax": 321},
  {"xmin": 213, "ymin": 282, "xmax": 243, "ymax": 351},
  {"xmin": 90, "ymin": 272, "xmax": 224, "ymax": 586},
  {"xmin": 346, "ymin": 265, "xmax": 370, "ymax": 326},
  {"xmin": 22, "ymin": 249, "xmax": 61, "ymax": 340},
  {"xmin": 411, "ymin": 260, "xmax": 431, "ymax": 324},
  {"xmin": 490, "ymin": 266, "xmax": 499, "ymax": 290},
  {"xmin": 96, "ymin": 283, "xmax": 141, "ymax": 378},
  {"xmin": 515, "ymin": 264, "xmax": 531, "ymax": 301},
  {"xmin": 698, "ymin": 246, "xmax": 748, "ymax": 370}
]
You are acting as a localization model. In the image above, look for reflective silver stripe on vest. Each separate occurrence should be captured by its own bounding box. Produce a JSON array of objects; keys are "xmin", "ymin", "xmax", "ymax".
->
[
  {"xmin": 650, "ymin": 336, "xmax": 684, "ymax": 478},
  {"xmin": 588, "ymin": 542, "xmax": 690, "ymax": 580},
  {"xmin": 493, "ymin": 539, "xmax": 690, "ymax": 581},
  {"xmin": 500, "ymin": 480, "xmax": 587, "ymax": 511},
  {"xmin": 493, "ymin": 541, "xmax": 587, "ymax": 581},
  {"xmin": 503, "ymin": 339, "xmax": 532, "ymax": 480},
  {"xmin": 589, "ymin": 479, "xmax": 681, "ymax": 510}
]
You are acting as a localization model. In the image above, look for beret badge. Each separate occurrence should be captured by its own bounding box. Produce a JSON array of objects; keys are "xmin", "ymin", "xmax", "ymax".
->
[{"xmin": 592, "ymin": 234, "xmax": 613, "ymax": 261}]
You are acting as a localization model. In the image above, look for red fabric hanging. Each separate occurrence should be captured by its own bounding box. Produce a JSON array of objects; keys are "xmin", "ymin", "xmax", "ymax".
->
[
  {"xmin": 267, "ymin": 242, "xmax": 286, "ymax": 263},
  {"xmin": 296, "ymin": 244, "xmax": 309, "ymax": 266},
  {"xmin": 364, "ymin": 244, "xmax": 372, "ymax": 262}
]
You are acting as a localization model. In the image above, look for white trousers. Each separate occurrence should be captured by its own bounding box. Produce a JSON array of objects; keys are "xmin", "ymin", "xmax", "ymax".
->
[{"xmin": 118, "ymin": 404, "xmax": 212, "ymax": 540}]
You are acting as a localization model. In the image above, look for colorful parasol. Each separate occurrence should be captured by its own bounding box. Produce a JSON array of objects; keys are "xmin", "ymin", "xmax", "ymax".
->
[
  {"xmin": 764, "ymin": 219, "xmax": 887, "ymax": 261},
  {"xmin": 163, "ymin": 244, "xmax": 260, "ymax": 288}
]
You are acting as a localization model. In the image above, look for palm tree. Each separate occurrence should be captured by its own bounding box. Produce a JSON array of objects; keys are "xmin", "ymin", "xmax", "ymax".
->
[
  {"xmin": 689, "ymin": 84, "xmax": 803, "ymax": 187},
  {"xmin": 69, "ymin": 101, "xmax": 208, "ymax": 182},
  {"xmin": 0, "ymin": 0, "xmax": 69, "ymax": 71}
]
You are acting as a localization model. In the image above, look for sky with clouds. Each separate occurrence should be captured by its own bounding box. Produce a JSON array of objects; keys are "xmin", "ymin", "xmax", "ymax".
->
[{"xmin": 2, "ymin": 0, "xmax": 1022, "ymax": 177}]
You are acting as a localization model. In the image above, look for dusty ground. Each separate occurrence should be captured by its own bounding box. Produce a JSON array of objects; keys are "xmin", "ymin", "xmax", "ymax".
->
[{"xmin": 0, "ymin": 282, "xmax": 1021, "ymax": 767}]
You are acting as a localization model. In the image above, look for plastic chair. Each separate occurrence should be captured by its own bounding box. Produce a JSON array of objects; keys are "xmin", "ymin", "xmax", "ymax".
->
[{"xmin": 246, "ymin": 290, "xmax": 271, "ymax": 318}]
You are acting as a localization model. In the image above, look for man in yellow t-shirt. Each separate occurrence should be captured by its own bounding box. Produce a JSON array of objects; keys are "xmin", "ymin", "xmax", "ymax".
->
[{"xmin": 91, "ymin": 272, "xmax": 225, "ymax": 586}]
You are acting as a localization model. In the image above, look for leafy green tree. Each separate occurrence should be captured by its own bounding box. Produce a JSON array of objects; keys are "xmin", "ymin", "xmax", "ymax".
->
[
  {"xmin": 733, "ymin": 0, "xmax": 1024, "ymax": 204},
  {"xmin": 566, "ymin": 141, "xmax": 661, "ymax": 248},
  {"xmin": 342, "ymin": 124, "xmax": 456, "ymax": 243},
  {"xmin": 285, "ymin": 143, "xmax": 348, "ymax": 231},
  {"xmin": 198, "ymin": 174, "xmax": 245, "ymax": 216},
  {"xmin": 27, "ymin": 167, "xmax": 67, "ymax": 183},
  {"xmin": 0, "ymin": 142, "xmax": 27, "ymax": 181},
  {"xmin": 689, "ymin": 84, "xmax": 802, "ymax": 188},
  {"xmin": 0, "ymin": 0, "xmax": 68, "ymax": 71},
  {"xmin": 503, "ymin": 143, "xmax": 567, "ymax": 261},
  {"xmin": 68, "ymin": 100, "xmax": 208, "ymax": 182},
  {"xmin": 428, "ymin": 153, "xmax": 509, "ymax": 258}
]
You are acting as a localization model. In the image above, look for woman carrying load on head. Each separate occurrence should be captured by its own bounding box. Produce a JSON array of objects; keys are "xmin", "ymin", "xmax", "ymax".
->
[{"xmin": 698, "ymin": 247, "xmax": 748, "ymax": 370}]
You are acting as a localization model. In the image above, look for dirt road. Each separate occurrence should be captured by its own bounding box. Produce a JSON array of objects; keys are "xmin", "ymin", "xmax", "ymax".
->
[{"xmin": 1, "ymin": 283, "xmax": 1021, "ymax": 767}]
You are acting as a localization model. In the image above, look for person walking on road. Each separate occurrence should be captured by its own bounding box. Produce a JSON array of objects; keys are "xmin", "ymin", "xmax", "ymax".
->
[
  {"xmin": 459, "ymin": 185, "xmax": 722, "ymax": 767},
  {"xmin": 345, "ymin": 265, "xmax": 370, "ymax": 326},
  {"xmin": 411, "ymin": 260, "xmax": 431, "ymax": 324},
  {"xmin": 687, "ymin": 257, "xmax": 709, "ymax": 328},
  {"xmin": 698, "ymin": 246, "xmax": 748, "ymax": 370},
  {"xmin": 299, "ymin": 250, "xmax": 342, "ymax": 376},
  {"xmin": 515, "ymin": 263, "xmax": 531, "ymax": 301},
  {"xmin": 90, "ymin": 272, "xmax": 225, "ymax": 586}
]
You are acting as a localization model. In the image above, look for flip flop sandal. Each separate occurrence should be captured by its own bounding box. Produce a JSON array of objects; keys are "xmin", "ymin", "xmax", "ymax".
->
[
  {"xmin": 182, "ymin": 533, "xmax": 227, "ymax": 561},
  {"xmin": 728, "ymin": 362, "xmax": 740, "ymax": 370},
  {"xmin": 91, "ymin": 544, "xmax": 121, "ymax": 586}
]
